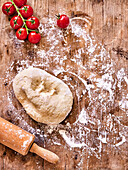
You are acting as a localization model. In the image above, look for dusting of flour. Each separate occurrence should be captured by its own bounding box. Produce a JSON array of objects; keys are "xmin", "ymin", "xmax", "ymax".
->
[{"xmin": 3, "ymin": 15, "xmax": 128, "ymax": 167}]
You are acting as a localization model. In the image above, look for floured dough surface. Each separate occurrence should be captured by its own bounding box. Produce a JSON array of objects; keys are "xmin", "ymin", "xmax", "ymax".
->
[{"xmin": 13, "ymin": 67, "xmax": 73, "ymax": 125}]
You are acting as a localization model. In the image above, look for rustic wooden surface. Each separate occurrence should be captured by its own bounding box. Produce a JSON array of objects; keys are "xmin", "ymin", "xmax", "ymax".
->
[{"xmin": 0, "ymin": 0, "xmax": 128, "ymax": 170}]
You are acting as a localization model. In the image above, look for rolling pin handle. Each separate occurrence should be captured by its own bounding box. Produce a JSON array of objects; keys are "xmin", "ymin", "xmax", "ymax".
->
[{"xmin": 30, "ymin": 143, "xmax": 59, "ymax": 164}]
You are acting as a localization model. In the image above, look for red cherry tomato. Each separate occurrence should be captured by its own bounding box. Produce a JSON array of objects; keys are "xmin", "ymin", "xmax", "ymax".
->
[
  {"xmin": 10, "ymin": 15, "xmax": 23, "ymax": 30},
  {"xmin": 13, "ymin": 0, "xmax": 27, "ymax": 7},
  {"xmin": 16, "ymin": 28, "xmax": 27, "ymax": 40},
  {"xmin": 28, "ymin": 31, "xmax": 41, "ymax": 44},
  {"xmin": 20, "ymin": 5, "xmax": 33, "ymax": 18},
  {"xmin": 2, "ymin": 2, "xmax": 16, "ymax": 16},
  {"xmin": 26, "ymin": 16, "xmax": 40, "ymax": 30},
  {"xmin": 57, "ymin": 14, "xmax": 69, "ymax": 29}
]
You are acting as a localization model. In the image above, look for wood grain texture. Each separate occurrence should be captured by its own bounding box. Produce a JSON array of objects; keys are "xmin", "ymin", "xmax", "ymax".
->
[{"xmin": 0, "ymin": 0, "xmax": 128, "ymax": 170}]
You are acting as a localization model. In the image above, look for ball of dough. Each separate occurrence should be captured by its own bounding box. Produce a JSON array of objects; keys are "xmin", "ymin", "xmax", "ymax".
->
[{"xmin": 13, "ymin": 67, "xmax": 73, "ymax": 125}]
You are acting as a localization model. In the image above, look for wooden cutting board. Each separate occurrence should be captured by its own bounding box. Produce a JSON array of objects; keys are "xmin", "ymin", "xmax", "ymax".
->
[{"xmin": 0, "ymin": 0, "xmax": 128, "ymax": 169}]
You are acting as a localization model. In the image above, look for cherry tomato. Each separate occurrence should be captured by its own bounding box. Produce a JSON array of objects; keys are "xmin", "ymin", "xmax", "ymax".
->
[
  {"xmin": 10, "ymin": 15, "xmax": 23, "ymax": 30},
  {"xmin": 28, "ymin": 31, "xmax": 41, "ymax": 44},
  {"xmin": 16, "ymin": 28, "xmax": 27, "ymax": 40},
  {"xmin": 2, "ymin": 2, "xmax": 16, "ymax": 16},
  {"xmin": 20, "ymin": 5, "xmax": 33, "ymax": 18},
  {"xmin": 57, "ymin": 14, "xmax": 69, "ymax": 29},
  {"xmin": 13, "ymin": 0, "xmax": 27, "ymax": 7},
  {"xmin": 26, "ymin": 16, "xmax": 40, "ymax": 30}
]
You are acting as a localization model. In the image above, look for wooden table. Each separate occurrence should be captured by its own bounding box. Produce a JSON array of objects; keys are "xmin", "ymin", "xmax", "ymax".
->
[{"xmin": 0, "ymin": 0, "xmax": 128, "ymax": 169}]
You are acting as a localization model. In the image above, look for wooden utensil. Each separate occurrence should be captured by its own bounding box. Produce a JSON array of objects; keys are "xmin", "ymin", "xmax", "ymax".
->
[{"xmin": 0, "ymin": 117, "xmax": 59, "ymax": 164}]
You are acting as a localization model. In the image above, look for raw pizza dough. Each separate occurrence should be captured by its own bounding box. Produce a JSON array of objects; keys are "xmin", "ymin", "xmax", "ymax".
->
[{"xmin": 13, "ymin": 67, "xmax": 73, "ymax": 125}]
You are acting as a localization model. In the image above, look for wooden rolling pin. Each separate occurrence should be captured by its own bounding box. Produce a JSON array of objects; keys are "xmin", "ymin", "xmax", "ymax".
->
[{"xmin": 0, "ymin": 117, "xmax": 59, "ymax": 164}]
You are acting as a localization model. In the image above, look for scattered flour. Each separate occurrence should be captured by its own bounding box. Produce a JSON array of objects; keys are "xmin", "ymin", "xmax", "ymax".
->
[{"xmin": 3, "ymin": 16, "xmax": 128, "ymax": 166}]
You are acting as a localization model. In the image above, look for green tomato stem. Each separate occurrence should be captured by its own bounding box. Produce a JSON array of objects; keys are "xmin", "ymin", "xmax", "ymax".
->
[
  {"xmin": 55, "ymin": 14, "xmax": 60, "ymax": 20},
  {"xmin": 9, "ymin": 4, "xmax": 13, "ymax": 9},
  {"xmin": 28, "ymin": 29, "xmax": 39, "ymax": 33},
  {"xmin": 10, "ymin": 0, "xmax": 39, "ymax": 35},
  {"xmin": 11, "ymin": 0, "xmax": 29, "ymax": 34}
]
